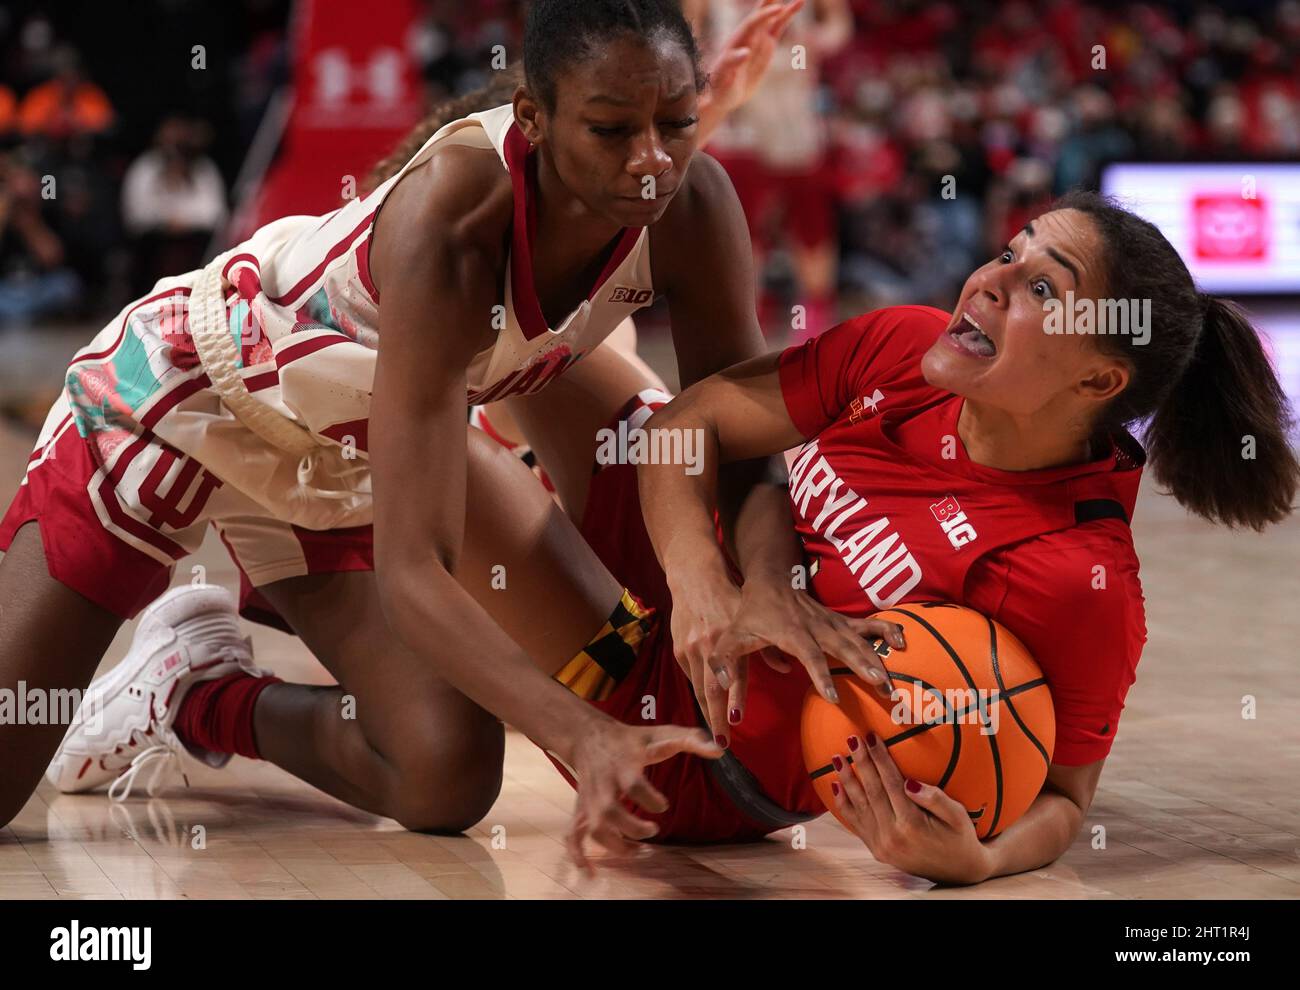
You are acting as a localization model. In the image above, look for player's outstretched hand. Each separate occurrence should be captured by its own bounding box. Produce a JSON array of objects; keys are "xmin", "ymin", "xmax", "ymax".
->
[
  {"xmin": 565, "ymin": 722, "xmax": 723, "ymax": 874},
  {"xmin": 697, "ymin": 0, "xmax": 807, "ymax": 144}
]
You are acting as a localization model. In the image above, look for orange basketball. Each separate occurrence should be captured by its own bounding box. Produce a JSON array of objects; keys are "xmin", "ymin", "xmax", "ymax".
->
[{"xmin": 801, "ymin": 602, "xmax": 1054, "ymax": 839}]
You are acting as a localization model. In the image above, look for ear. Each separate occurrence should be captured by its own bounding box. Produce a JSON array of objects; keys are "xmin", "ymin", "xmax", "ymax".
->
[
  {"xmin": 1077, "ymin": 357, "xmax": 1129, "ymax": 404},
  {"xmin": 513, "ymin": 86, "xmax": 545, "ymax": 146}
]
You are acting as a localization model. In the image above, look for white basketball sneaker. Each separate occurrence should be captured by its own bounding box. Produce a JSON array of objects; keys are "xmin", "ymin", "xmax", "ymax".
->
[{"xmin": 46, "ymin": 583, "xmax": 268, "ymax": 801}]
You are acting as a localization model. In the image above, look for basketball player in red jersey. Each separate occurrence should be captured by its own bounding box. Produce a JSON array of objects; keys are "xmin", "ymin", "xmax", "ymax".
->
[
  {"xmin": 1, "ymin": 0, "xmax": 825, "ymax": 855},
  {"xmin": 626, "ymin": 190, "xmax": 1298, "ymax": 881}
]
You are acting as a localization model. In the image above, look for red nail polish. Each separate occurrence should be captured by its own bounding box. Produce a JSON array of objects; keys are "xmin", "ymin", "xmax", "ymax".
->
[
  {"xmin": 866, "ymin": 730, "xmax": 878, "ymax": 748},
  {"xmin": 847, "ymin": 735, "xmax": 860, "ymax": 752},
  {"xmin": 905, "ymin": 778, "xmax": 922, "ymax": 793},
  {"xmin": 715, "ymin": 734, "xmax": 729, "ymax": 749},
  {"xmin": 831, "ymin": 782, "xmax": 840, "ymax": 798},
  {"xmin": 729, "ymin": 708, "xmax": 741, "ymax": 725},
  {"xmin": 832, "ymin": 754, "xmax": 844, "ymax": 772}
]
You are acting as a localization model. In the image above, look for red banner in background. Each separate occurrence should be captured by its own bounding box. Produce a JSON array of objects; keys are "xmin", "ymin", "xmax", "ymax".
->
[{"xmin": 230, "ymin": 0, "xmax": 424, "ymax": 242}]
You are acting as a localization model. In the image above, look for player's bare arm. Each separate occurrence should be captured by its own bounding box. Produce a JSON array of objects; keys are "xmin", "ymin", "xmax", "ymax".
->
[
  {"xmin": 648, "ymin": 151, "xmax": 886, "ymax": 738},
  {"xmin": 369, "ymin": 144, "xmax": 718, "ymax": 859}
]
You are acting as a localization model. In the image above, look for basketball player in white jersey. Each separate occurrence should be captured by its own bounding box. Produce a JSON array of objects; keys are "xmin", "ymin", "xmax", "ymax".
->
[{"xmin": 0, "ymin": 0, "xmax": 811, "ymax": 859}]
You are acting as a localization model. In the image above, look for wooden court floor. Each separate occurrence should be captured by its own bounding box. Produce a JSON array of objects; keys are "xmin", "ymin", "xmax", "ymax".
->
[{"xmin": 1, "ymin": 421, "xmax": 1297, "ymax": 900}]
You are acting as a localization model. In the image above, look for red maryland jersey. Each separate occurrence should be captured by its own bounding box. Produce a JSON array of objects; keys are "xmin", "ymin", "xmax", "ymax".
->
[
  {"xmin": 573, "ymin": 314, "xmax": 1149, "ymax": 838},
  {"xmin": 736, "ymin": 306, "xmax": 1147, "ymax": 796}
]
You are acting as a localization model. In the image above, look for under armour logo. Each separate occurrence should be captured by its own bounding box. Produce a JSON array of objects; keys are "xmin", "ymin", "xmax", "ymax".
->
[
  {"xmin": 849, "ymin": 389, "xmax": 885, "ymax": 423},
  {"xmin": 311, "ymin": 48, "xmax": 404, "ymax": 107}
]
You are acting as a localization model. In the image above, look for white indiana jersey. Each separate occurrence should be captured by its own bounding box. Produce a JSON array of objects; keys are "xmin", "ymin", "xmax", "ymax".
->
[
  {"xmin": 41, "ymin": 103, "xmax": 657, "ymax": 538},
  {"xmin": 211, "ymin": 101, "xmax": 655, "ymax": 445}
]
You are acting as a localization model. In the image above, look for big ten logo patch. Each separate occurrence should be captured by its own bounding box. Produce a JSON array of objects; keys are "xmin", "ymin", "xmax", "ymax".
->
[
  {"xmin": 607, "ymin": 285, "xmax": 653, "ymax": 305},
  {"xmin": 930, "ymin": 494, "xmax": 978, "ymax": 549}
]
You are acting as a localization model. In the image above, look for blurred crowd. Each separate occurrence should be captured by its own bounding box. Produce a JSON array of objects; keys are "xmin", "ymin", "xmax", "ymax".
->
[
  {"xmin": 0, "ymin": 1, "xmax": 288, "ymax": 328},
  {"xmin": 418, "ymin": 0, "xmax": 1300, "ymax": 322},
  {"xmin": 0, "ymin": 0, "xmax": 1296, "ymax": 331},
  {"xmin": 819, "ymin": 0, "xmax": 1300, "ymax": 312}
]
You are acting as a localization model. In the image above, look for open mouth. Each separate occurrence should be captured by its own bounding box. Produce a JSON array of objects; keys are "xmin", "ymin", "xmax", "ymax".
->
[{"xmin": 948, "ymin": 312, "xmax": 997, "ymax": 358}]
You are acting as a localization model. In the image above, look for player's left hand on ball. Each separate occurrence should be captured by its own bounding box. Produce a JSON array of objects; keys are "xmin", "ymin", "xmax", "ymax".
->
[{"xmin": 831, "ymin": 731, "xmax": 993, "ymax": 885}]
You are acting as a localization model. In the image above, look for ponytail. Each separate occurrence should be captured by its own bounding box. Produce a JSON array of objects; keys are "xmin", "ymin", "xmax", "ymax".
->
[
  {"xmin": 1051, "ymin": 189, "xmax": 1299, "ymax": 532},
  {"xmin": 1144, "ymin": 294, "xmax": 1299, "ymax": 531}
]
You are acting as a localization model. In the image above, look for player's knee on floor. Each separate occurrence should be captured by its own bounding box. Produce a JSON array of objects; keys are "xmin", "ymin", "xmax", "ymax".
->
[{"xmin": 384, "ymin": 724, "xmax": 505, "ymax": 834}]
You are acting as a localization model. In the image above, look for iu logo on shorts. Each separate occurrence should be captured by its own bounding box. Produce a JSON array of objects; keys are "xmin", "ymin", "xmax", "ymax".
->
[
  {"xmin": 607, "ymin": 285, "xmax": 653, "ymax": 305},
  {"xmin": 138, "ymin": 449, "xmax": 224, "ymax": 531},
  {"xmin": 930, "ymin": 494, "xmax": 978, "ymax": 549}
]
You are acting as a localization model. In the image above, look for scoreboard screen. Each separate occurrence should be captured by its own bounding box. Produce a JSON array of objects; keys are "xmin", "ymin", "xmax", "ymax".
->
[{"xmin": 1099, "ymin": 162, "xmax": 1300, "ymax": 294}]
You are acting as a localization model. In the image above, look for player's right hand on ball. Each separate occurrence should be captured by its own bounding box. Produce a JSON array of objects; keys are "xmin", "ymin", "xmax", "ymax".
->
[{"xmin": 565, "ymin": 722, "xmax": 722, "ymax": 874}]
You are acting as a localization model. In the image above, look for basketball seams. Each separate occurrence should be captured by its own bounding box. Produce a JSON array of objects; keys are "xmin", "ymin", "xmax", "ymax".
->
[
  {"xmin": 890, "ymin": 607, "xmax": 981, "ymax": 795},
  {"xmin": 824, "ymin": 664, "xmax": 963, "ymax": 788},
  {"xmin": 808, "ymin": 607, "xmax": 1054, "ymax": 840},
  {"xmin": 986, "ymin": 616, "xmax": 1053, "ymax": 771},
  {"xmin": 983, "ymin": 619, "xmax": 1006, "ymax": 836},
  {"xmin": 827, "ymin": 666, "xmax": 1047, "ymax": 729},
  {"xmin": 894, "ymin": 606, "xmax": 1008, "ymax": 837}
]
